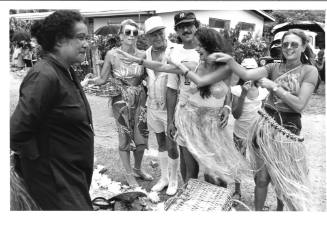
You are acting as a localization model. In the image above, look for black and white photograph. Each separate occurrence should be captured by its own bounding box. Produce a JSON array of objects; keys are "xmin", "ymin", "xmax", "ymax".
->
[{"xmin": 3, "ymin": 0, "xmax": 327, "ymax": 230}]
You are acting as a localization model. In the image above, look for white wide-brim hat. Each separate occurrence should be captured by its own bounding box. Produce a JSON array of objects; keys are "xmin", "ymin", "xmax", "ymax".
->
[
  {"xmin": 144, "ymin": 16, "xmax": 166, "ymax": 34},
  {"xmin": 241, "ymin": 58, "xmax": 258, "ymax": 69}
]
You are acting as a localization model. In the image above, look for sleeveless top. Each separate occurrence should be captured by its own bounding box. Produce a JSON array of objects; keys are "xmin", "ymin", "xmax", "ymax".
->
[
  {"xmin": 186, "ymin": 62, "xmax": 229, "ymax": 108},
  {"xmin": 109, "ymin": 48, "xmax": 145, "ymax": 87}
]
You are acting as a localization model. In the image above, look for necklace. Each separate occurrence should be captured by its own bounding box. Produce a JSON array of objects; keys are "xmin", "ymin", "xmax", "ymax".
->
[{"xmin": 284, "ymin": 62, "xmax": 302, "ymax": 72}]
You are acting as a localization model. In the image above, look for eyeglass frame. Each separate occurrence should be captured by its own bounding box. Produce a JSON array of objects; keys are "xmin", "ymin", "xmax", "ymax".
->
[{"xmin": 124, "ymin": 29, "xmax": 139, "ymax": 37}]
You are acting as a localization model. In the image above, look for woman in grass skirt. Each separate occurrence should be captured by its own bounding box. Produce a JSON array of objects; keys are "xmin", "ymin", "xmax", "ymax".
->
[
  {"xmin": 210, "ymin": 29, "xmax": 318, "ymax": 211},
  {"xmin": 167, "ymin": 27, "xmax": 250, "ymax": 186}
]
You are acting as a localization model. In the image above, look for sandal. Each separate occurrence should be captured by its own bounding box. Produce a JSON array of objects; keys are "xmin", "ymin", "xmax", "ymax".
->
[
  {"xmin": 133, "ymin": 168, "xmax": 153, "ymax": 181},
  {"xmin": 232, "ymin": 191, "xmax": 242, "ymax": 207}
]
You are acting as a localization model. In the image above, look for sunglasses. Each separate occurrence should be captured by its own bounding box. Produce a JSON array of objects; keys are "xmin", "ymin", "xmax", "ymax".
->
[
  {"xmin": 282, "ymin": 42, "xmax": 299, "ymax": 49},
  {"xmin": 124, "ymin": 29, "xmax": 138, "ymax": 37}
]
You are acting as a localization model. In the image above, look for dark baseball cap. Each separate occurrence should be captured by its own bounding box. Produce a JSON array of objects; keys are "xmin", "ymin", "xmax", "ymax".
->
[{"xmin": 174, "ymin": 11, "xmax": 197, "ymax": 27}]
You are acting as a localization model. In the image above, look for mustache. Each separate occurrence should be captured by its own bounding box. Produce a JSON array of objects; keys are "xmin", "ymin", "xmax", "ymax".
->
[{"xmin": 182, "ymin": 32, "xmax": 192, "ymax": 36}]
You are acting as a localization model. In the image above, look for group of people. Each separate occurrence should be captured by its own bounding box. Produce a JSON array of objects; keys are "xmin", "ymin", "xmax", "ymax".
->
[
  {"xmin": 10, "ymin": 9, "xmax": 319, "ymax": 211},
  {"xmin": 11, "ymin": 38, "xmax": 40, "ymax": 70}
]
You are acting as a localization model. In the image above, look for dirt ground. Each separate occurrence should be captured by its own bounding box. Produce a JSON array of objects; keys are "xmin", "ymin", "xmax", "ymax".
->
[{"xmin": 9, "ymin": 71, "xmax": 326, "ymax": 211}]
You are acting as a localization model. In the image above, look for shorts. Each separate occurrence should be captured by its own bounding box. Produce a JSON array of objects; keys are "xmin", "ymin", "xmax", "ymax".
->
[{"xmin": 147, "ymin": 108, "xmax": 167, "ymax": 134}]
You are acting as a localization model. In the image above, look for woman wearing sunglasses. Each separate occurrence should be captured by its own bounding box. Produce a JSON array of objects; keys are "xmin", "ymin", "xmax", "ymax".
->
[
  {"xmin": 208, "ymin": 29, "xmax": 318, "ymax": 211},
  {"xmin": 85, "ymin": 19, "xmax": 152, "ymax": 187}
]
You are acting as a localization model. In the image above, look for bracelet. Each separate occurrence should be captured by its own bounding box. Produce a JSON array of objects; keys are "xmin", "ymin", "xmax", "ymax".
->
[{"xmin": 223, "ymin": 105, "xmax": 232, "ymax": 113}]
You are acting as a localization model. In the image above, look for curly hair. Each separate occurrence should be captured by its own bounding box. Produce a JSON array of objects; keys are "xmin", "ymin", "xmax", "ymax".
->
[
  {"xmin": 30, "ymin": 10, "xmax": 85, "ymax": 53},
  {"xmin": 195, "ymin": 27, "xmax": 232, "ymax": 98},
  {"xmin": 281, "ymin": 29, "xmax": 315, "ymax": 65}
]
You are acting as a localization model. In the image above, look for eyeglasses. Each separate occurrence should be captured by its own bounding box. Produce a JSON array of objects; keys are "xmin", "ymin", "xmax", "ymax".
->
[
  {"xmin": 74, "ymin": 34, "xmax": 90, "ymax": 41},
  {"xmin": 124, "ymin": 29, "xmax": 139, "ymax": 37},
  {"xmin": 282, "ymin": 42, "xmax": 299, "ymax": 49}
]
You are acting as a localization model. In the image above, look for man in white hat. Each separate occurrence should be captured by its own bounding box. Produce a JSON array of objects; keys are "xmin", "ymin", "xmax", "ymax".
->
[{"xmin": 144, "ymin": 16, "xmax": 179, "ymax": 195}]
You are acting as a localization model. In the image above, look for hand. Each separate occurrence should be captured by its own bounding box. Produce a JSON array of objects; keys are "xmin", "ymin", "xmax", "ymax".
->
[
  {"xmin": 257, "ymin": 77, "xmax": 276, "ymax": 90},
  {"xmin": 242, "ymin": 81, "xmax": 252, "ymax": 92},
  {"xmin": 96, "ymin": 60, "xmax": 104, "ymax": 65},
  {"xmin": 167, "ymin": 122, "xmax": 177, "ymax": 140},
  {"xmin": 219, "ymin": 107, "xmax": 230, "ymax": 128},
  {"xmin": 207, "ymin": 52, "xmax": 233, "ymax": 63},
  {"xmin": 81, "ymin": 73, "xmax": 94, "ymax": 87},
  {"xmin": 116, "ymin": 49, "xmax": 140, "ymax": 63}
]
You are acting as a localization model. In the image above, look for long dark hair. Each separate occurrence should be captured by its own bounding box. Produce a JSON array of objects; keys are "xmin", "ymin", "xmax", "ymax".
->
[
  {"xmin": 281, "ymin": 29, "xmax": 315, "ymax": 65},
  {"xmin": 195, "ymin": 27, "xmax": 232, "ymax": 98}
]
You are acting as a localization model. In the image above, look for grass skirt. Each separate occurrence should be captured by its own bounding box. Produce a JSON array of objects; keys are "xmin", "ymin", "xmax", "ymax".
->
[
  {"xmin": 10, "ymin": 154, "xmax": 41, "ymax": 210},
  {"xmin": 247, "ymin": 110, "xmax": 312, "ymax": 211},
  {"xmin": 175, "ymin": 101, "xmax": 250, "ymax": 184}
]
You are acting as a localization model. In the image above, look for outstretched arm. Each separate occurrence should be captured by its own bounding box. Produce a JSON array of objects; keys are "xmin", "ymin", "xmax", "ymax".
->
[
  {"xmin": 208, "ymin": 52, "xmax": 268, "ymax": 81},
  {"xmin": 170, "ymin": 59, "xmax": 231, "ymax": 87},
  {"xmin": 116, "ymin": 49, "xmax": 183, "ymax": 74},
  {"xmin": 87, "ymin": 51, "xmax": 113, "ymax": 86}
]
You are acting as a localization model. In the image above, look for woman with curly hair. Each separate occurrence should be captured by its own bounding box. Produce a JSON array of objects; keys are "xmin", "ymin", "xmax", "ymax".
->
[{"xmin": 10, "ymin": 10, "xmax": 94, "ymax": 210}]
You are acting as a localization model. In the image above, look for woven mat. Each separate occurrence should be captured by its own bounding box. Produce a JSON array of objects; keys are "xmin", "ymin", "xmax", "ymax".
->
[{"xmin": 165, "ymin": 179, "xmax": 232, "ymax": 211}]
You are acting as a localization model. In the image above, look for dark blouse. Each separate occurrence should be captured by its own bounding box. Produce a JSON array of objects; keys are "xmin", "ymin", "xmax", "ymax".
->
[{"xmin": 10, "ymin": 54, "xmax": 94, "ymax": 210}]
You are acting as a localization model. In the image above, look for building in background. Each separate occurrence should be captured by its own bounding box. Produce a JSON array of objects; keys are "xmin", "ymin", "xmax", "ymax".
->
[{"xmin": 11, "ymin": 9, "xmax": 275, "ymax": 39}]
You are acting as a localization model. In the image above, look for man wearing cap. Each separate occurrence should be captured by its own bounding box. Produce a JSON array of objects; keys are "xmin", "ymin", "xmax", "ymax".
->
[{"xmin": 144, "ymin": 16, "xmax": 179, "ymax": 195}]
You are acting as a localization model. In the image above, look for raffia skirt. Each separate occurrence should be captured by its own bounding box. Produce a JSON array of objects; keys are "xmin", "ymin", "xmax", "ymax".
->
[
  {"xmin": 174, "ymin": 100, "xmax": 250, "ymax": 184},
  {"xmin": 247, "ymin": 109, "xmax": 312, "ymax": 211}
]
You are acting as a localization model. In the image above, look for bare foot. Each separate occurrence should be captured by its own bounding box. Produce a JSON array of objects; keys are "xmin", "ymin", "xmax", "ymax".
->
[
  {"xmin": 133, "ymin": 168, "xmax": 153, "ymax": 181},
  {"xmin": 125, "ymin": 173, "xmax": 139, "ymax": 187}
]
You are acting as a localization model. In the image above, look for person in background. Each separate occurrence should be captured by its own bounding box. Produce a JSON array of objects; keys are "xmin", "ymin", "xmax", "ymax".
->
[
  {"xmin": 84, "ymin": 19, "xmax": 152, "ymax": 187},
  {"xmin": 230, "ymin": 58, "xmax": 269, "ymax": 202},
  {"xmin": 210, "ymin": 29, "xmax": 318, "ymax": 211},
  {"xmin": 10, "ymin": 10, "xmax": 94, "ymax": 210},
  {"xmin": 22, "ymin": 41, "xmax": 33, "ymax": 71},
  {"xmin": 314, "ymin": 49, "xmax": 325, "ymax": 93},
  {"xmin": 11, "ymin": 41, "xmax": 25, "ymax": 70},
  {"xmin": 143, "ymin": 16, "xmax": 179, "ymax": 195}
]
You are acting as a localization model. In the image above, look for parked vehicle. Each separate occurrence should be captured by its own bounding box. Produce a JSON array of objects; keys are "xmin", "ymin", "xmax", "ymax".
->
[{"xmin": 259, "ymin": 21, "xmax": 325, "ymax": 66}]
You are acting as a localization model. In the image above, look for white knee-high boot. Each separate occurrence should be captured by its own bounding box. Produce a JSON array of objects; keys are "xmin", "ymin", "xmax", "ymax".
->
[
  {"xmin": 151, "ymin": 151, "xmax": 169, "ymax": 192},
  {"xmin": 166, "ymin": 157, "xmax": 179, "ymax": 196}
]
